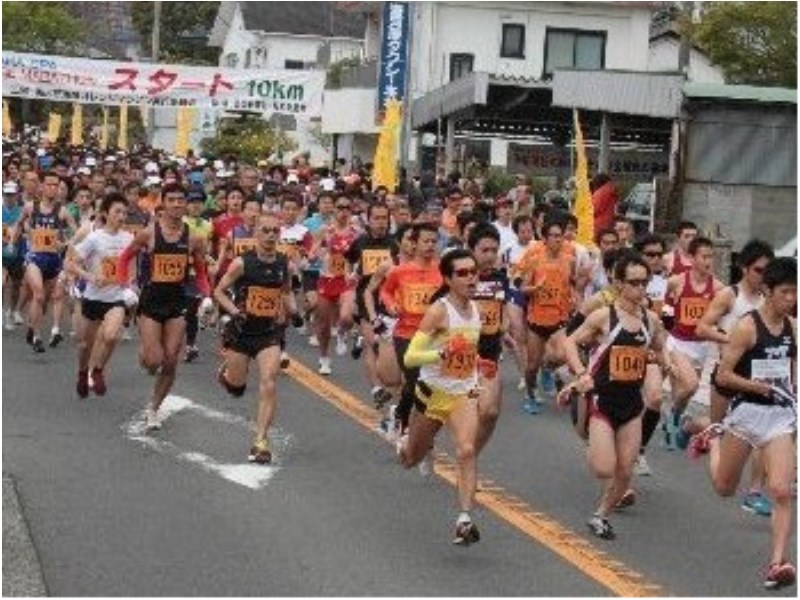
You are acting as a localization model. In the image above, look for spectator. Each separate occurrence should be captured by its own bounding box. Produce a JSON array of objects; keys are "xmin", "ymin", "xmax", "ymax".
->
[{"xmin": 590, "ymin": 172, "xmax": 617, "ymax": 233}]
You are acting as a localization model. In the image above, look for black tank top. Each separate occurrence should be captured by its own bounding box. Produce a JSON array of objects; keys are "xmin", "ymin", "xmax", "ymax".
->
[
  {"xmin": 733, "ymin": 310, "xmax": 795, "ymax": 405},
  {"xmin": 235, "ymin": 251, "xmax": 289, "ymax": 333},
  {"xmin": 591, "ymin": 306, "xmax": 651, "ymax": 400},
  {"xmin": 145, "ymin": 221, "xmax": 190, "ymax": 302},
  {"xmin": 28, "ymin": 201, "xmax": 63, "ymax": 254},
  {"xmin": 472, "ymin": 268, "xmax": 508, "ymax": 340}
]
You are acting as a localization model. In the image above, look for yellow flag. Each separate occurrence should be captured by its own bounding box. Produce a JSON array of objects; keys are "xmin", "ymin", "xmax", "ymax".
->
[
  {"xmin": 572, "ymin": 109, "xmax": 595, "ymax": 249},
  {"xmin": 2, "ymin": 101, "xmax": 12, "ymax": 137},
  {"xmin": 47, "ymin": 113, "xmax": 62, "ymax": 142},
  {"xmin": 118, "ymin": 102, "xmax": 129, "ymax": 151},
  {"xmin": 70, "ymin": 103, "xmax": 83, "ymax": 146},
  {"xmin": 372, "ymin": 99, "xmax": 403, "ymax": 191},
  {"xmin": 100, "ymin": 107, "xmax": 110, "ymax": 150},
  {"xmin": 175, "ymin": 106, "xmax": 196, "ymax": 157}
]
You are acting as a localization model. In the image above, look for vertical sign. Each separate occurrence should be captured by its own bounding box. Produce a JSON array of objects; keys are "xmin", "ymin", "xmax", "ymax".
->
[{"xmin": 377, "ymin": 1, "xmax": 410, "ymax": 113}]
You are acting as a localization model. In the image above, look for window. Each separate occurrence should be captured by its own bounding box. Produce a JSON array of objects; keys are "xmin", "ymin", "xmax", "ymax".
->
[
  {"xmin": 284, "ymin": 59, "xmax": 304, "ymax": 70},
  {"xmin": 501, "ymin": 24, "xmax": 525, "ymax": 59},
  {"xmin": 449, "ymin": 53, "xmax": 474, "ymax": 81},
  {"xmin": 544, "ymin": 28, "xmax": 606, "ymax": 77}
]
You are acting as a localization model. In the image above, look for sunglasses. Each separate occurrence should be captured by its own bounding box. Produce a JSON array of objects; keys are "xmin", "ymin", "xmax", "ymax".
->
[
  {"xmin": 751, "ymin": 266, "xmax": 766, "ymax": 274},
  {"xmin": 336, "ymin": 204, "xmax": 351, "ymax": 210},
  {"xmin": 643, "ymin": 251, "xmax": 663, "ymax": 258},
  {"xmin": 260, "ymin": 226, "xmax": 280, "ymax": 235},
  {"xmin": 453, "ymin": 268, "xmax": 477, "ymax": 278},
  {"xmin": 625, "ymin": 278, "xmax": 649, "ymax": 288}
]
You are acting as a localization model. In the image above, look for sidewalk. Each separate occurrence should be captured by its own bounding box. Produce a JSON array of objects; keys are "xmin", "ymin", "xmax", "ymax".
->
[{"xmin": 3, "ymin": 474, "xmax": 47, "ymax": 597}]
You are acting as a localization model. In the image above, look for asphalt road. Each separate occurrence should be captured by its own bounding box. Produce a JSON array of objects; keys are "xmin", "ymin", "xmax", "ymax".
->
[{"xmin": 2, "ymin": 321, "xmax": 796, "ymax": 597}]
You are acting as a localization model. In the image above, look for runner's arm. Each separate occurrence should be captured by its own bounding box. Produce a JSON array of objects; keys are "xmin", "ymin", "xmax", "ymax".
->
[
  {"xmin": 116, "ymin": 226, "xmax": 152, "ymax": 286},
  {"xmin": 404, "ymin": 302, "xmax": 447, "ymax": 368},
  {"xmin": 379, "ymin": 266, "xmax": 401, "ymax": 316},
  {"xmin": 213, "ymin": 257, "xmax": 245, "ymax": 317},
  {"xmin": 695, "ymin": 288, "xmax": 734, "ymax": 344},
  {"xmin": 563, "ymin": 308, "xmax": 607, "ymax": 376},
  {"xmin": 191, "ymin": 235, "xmax": 211, "ymax": 297},
  {"xmin": 715, "ymin": 317, "xmax": 770, "ymax": 398}
]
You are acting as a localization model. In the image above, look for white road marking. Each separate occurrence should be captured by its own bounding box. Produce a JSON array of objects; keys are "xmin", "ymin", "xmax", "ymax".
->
[{"xmin": 123, "ymin": 394, "xmax": 294, "ymax": 490}]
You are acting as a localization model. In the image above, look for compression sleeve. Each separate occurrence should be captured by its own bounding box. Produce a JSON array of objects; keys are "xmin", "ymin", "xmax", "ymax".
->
[
  {"xmin": 117, "ymin": 242, "xmax": 139, "ymax": 285},
  {"xmin": 194, "ymin": 255, "xmax": 211, "ymax": 297},
  {"xmin": 404, "ymin": 331, "xmax": 441, "ymax": 368}
]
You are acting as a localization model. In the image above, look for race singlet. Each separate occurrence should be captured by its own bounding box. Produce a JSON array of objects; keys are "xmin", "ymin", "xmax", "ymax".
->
[
  {"xmin": 678, "ymin": 297, "xmax": 709, "ymax": 327},
  {"xmin": 476, "ymin": 299, "xmax": 502, "ymax": 335},
  {"xmin": 441, "ymin": 345, "xmax": 478, "ymax": 380},
  {"xmin": 403, "ymin": 283, "xmax": 437, "ymax": 315}
]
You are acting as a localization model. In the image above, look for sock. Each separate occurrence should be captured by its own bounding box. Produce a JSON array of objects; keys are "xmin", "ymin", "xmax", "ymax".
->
[
  {"xmin": 457, "ymin": 511, "xmax": 471, "ymax": 525},
  {"xmin": 51, "ymin": 326, "xmax": 60, "ymax": 335},
  {"xmin": 640, "ymin": 408, "xmax": 661, "ymax": 450},
  {"xmin": 525, "ymin": 370, "xmax": 538, "ymax": 398},
  {"xmin": 371, "ymin": 386, "xmax": 382, "ymax": 395}
]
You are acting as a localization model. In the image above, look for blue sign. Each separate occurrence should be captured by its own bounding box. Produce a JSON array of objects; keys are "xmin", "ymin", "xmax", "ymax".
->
[{"xmin": 377, "ymin": 1, "xmax": 410, "ymax": 112}]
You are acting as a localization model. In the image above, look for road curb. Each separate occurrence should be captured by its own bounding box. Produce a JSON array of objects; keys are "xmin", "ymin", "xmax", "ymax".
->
[{"xmin": 3, "ymin": 474, "xmax": 48, "ymax": 597}]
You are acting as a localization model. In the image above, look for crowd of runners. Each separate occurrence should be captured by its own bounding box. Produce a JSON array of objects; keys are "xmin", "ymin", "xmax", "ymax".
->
[{"xmin": 2, "ymin": 137, "xmax": 796, "ymax": 590}]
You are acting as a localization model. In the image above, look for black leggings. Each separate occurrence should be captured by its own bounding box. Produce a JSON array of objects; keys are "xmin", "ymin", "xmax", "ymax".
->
[
  {"xmin": 393, "ymin": 336, "xmax": 419, "ymax": 430},
  {"xmin": 185, "ymin": 296, "xmax": 201, "ymax": 346}
]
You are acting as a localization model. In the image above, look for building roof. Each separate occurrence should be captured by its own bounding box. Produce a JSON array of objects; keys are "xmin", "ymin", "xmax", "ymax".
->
[
  {"xmin": 684, "ymin": 83, "xmax": 797, "ymax": 105},
  {"xmin": 240, "ymin": 2, "xmax": 366, "ymax": 38}
]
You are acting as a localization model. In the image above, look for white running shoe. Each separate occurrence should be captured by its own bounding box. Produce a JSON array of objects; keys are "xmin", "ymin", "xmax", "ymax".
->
[
  {"xmin": 634, "ymin": 454, "xmax": 652, "ymax": 477},
  {"xmin": 318, "ymin": 357, "xmax": 332, "ymax": 376},
  {"xmin": 144, "ymin": 407, "xmax": 161, "ymax": 432},
  {"xmin": 335, "ymin": 333, "xmax": 347, "ymax": 356},
  {"xmin": 418, "ymin": 449, "xmax": 434, "ymax": 477},
  {"xmin": 4, "ymin": 311, "xmax": 14, "ymax": 331},
  {"xmin": 122, "ymin": 328, "xmax": 133, "ymax": 342},
  {"xmin": 308, "ymin": 334, "xmax": 320, "ymax": 347},
  {"xmin": 12, "ymin": 311, "xmax": 24, "ymax": 325},
  {"xmin": 517, "ymin": 377, "xmax": 526, "ymax": 391}
]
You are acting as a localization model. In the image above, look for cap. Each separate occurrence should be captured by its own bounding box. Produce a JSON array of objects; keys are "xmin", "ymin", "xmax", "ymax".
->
[
  {"xmin": 196, "ymin": 158, "xmax": 207, "ymax": 167},
  {"xmin": 104, "ymin": 155, "xmax": 117, "ymax": 163},
  {"xmin": 187, "ymin": 172, "xmax": 204, "ymax": 185},
  {"xmin": 215, "ymin": 169, "xmax": 229, "ymax": 179},
  {"xmin": 320, "ymin": 178, "xmax": 336, "ymax": 192},
  {"xmin": 77, "ymin": 166, "xmax": 91, "ymax": 176},
  {"xmin": 257, "ymin": 160, "xmax": 269, "ymax": 168},
  {"xmin": 3, "ymin": 181, "xmax": 19, "ymax": 194},
  {"xmin": 186, "ymin": 185, "xmax": 205, "ymax": 202},
  {"xmin": 286, "ymin": 173, "xmax": 299, "ymax": 184},
  {"xmin": 85, "ymin": 156, "xmax": 97, "ymax": 167},
  {"xmin": 145, "ymin": 175, "xmax": 162, "ymax": 187},
  {"xmin": 213, "ymin": 159, "xmax": 225, "ymax": 170},
  {"xmin": 144, "ymin": 161, "xmax": 159, "ymax": 174}
]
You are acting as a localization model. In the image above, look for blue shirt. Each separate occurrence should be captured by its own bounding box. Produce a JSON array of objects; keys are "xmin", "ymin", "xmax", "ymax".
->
[{"xmin": 2, "ymin": 203, "xmax": 22, "ymax": 258}]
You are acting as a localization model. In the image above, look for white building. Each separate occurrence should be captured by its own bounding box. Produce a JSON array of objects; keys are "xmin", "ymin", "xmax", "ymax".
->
[
  {"xmin": 208, "ymin": 1, "xmax": 366, "ymax": 164},
  {"xmin": 647, "ymin": 20, "xmax": 725, "ymax": 83}
]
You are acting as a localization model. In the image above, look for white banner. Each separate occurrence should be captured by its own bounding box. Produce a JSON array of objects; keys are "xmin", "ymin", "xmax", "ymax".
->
[{"xmin": 2, "ymin": 51, "xmax": 324, "ymax": 119}]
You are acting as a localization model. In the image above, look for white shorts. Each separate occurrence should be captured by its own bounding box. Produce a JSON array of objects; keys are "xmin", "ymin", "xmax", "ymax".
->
[
  {"xmin": 666, "ymin": 335, "xmax": 710, "ymax": 372},
  {"xmin": 723, "ymin": 401, "xmax": 796, "ymax": 448}
]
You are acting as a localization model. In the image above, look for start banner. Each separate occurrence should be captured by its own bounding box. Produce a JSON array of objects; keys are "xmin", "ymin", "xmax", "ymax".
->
[{"xmin": 2, "ymin": 51, "xmax": 324, "ymax": 118}]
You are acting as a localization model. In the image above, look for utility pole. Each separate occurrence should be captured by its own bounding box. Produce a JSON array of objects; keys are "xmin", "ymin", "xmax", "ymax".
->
[{"xmin": 147, "ymin": 0, "xmax": 162, "ymax": 146}]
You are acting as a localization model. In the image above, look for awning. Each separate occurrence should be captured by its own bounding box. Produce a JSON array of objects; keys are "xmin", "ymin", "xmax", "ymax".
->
[{"xmin": 411, "ymin": 72, "xmax": 490, "ymax": 129}]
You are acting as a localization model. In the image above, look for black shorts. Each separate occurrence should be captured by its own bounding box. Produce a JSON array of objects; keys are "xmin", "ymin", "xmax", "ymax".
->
[
  {"xmin": 527, "ymin": 321, "xmax": 565, "ymax": 340},
  {"xmin": 81, "ymin": 299, "xmax": 125, "ymax": 322},
  {"xmin": 710, "ymin": 363, "xmax": 737, "ymax": 399},
  {"xmin": 138, "ymin": 298, "xmax": 188, "ymax": 324},
  {"xmin": 478, "ymin": 335, "xmax": 502, "ymax": 363},
  {"xmin": 226, "ymin": 331, "xmax": 283, "ymax": 359},
  {"xmin": 3, "ymin": 257, "xmax": 24, "ymax": 281},
  {"xmin": 591, "ymin": 393, "xmax": 644, "ymax": 432},
  {"xmin": 302, "ymin": 270, "xmax": 320, "ymax": 293}
]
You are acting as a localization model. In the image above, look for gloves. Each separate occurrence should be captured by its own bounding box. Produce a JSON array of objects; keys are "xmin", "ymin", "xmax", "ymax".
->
[
  {"xmin": 122, "ymin": 288, "xmax": 139, "ymax": 308},
  {"xmin": 199, "ymin": 297, "xmax": 214, "ymax": 315}
]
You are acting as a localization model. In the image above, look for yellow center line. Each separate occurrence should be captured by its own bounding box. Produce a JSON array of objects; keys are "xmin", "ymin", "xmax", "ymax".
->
[{"xmin": 284, "ymin": 358, "xmax": 665, "ymax": 597}]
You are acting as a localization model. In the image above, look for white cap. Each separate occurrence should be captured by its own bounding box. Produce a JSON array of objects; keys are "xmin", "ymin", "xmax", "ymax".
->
[
  {"xmin": 85, "ymin": 156, "xmax": 97, "ymax": 167},
  {"xmin": 216, "ymin": 169, "xmax": 229, "ymax": 179},
  {"xmin": 176, "ymin": 158, "xmax": 187, "ymax": 167},
  {"xmin": 145, "ymin": 175, "xmax": 162, "ymax": 187},
  {"xmin": 77, "ymin": 166, "xmax": 91, "ymax": 176},
  {"xmin": 144, "ymin": 161, "xmax": 159, "ymax": 174},
  {"xmin": 3, "ymin": 181, "xmax": 19, "ymax": 194},
  {"xmin": 320, "ymin": 177, "xmax": 336, "ymax": 192},
  {"xmin": 36, "ymin": 148, "xmax": 46, "ymax": 157},
  {"xmin": 286, "ymin": 173, "xmax": 299, "ymax": 184},
  {"xmin": 196, "ymin": 158, "xmax": 207, "ymax": 167},
  {"xmin": 213, "ymin": 159, "xmax": 225, "ymax": 170},
  {"xmin": 104, "ymin": 155, "xmax": 117, "ymax": 163}
]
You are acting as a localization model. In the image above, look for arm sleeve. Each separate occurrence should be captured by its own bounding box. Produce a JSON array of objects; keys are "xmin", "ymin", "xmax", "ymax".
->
[
  {"xmin": 404, "ymin": 331, "xmax": 441, "ymax": 368},
  {"xmin": 194, "ymin": 255, "xmax": 211, "ymax": 297},
  {"xmin": 116, "ymin": 242, "xmax": 139, "ymax": 285}
]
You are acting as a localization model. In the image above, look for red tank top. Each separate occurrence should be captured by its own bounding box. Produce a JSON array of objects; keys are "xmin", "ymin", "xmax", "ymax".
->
[
  {"xmin": 670, "ymin": 249, "xmax": 693, "ymax": 276},
  {"xmin": 671, "ymin": 271, "xmax": 715, "ymax": 341}
]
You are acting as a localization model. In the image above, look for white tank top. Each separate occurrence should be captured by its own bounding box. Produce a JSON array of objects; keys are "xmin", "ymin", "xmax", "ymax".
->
[
  {"xmin": 420, "ymin": 297, "xmax": 482, "ymax": 395},
  {"xmin": 719, "ymin": 284, "xmax": 763, "ymax": 333},
  {"xmin": 646, "ymin": 273, "xmax": 668, "ymax": 315}
]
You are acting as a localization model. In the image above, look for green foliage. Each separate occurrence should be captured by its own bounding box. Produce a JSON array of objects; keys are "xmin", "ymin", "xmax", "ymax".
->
[
  {"xmin": 692, "ymin": 2, "xmax": 797, "ymax": 87},
  {"xmin": 131, "ymin": 1, "xmax": 220, "ymax": 65},
  {"xmin": 2, "ymin": 1, "xmax": 85, "ymax": 54},
  {"xmin": 326, "ymin": 56, "xmax": 364, "ymax": 89},
  {"xmin": 200, "ymin": 116, "xmax": 297, "ymax": 165},
  {"xmin": 482, "ymin": 168, "xmax": 517, "ymax": 198}
]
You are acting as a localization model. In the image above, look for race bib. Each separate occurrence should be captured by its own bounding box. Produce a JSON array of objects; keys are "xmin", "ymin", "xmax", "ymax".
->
[
  {"xmin": 100, "ymin": 257, "xmax": 118, "ymax": 281},
  {"xmin": 2, "ymin": 224, "xmax": 10, "ymax": 244},
  {"xmin": 441, "ymin": 345, "xmax": 478, "ymax": 380},
  {"xmin": 151, "ymin": 254, "xmax": 188, "ymax": 283},
  {"xmin": 477, "ymin": 299, "xmax": 502, "ymax": 335},
  {"xmin": 678, "ymin": 297, "xmax": 709, "ymax": 327},
  {"xmin": 751, "ymin": 357, "xmax": 792, "ymax": 389},
  {"xmin": 536, "ymin": 282, "xmax": 561, "ymax": 306},
  {"xmin": 330, "ymin": 253, "xmax": 347, "ymax": 277},
  {"xmin": 609, "ymin": 346, "xmax": 647, "ymax": 382},
  {"xmin": 403, "ymin": 284, "xmax": 436, "ymax": 315},
  {"xmin": 361, "ymin": 249, "xmax": 392, "ymax": 276},
  {"xmin": 30, "ymin": 228, "xmax": 58, "ymax": 253},
  {"xmin": 234, "ymin": 238, "xmax": 258, "ymax": 256},
  {"xmin": 245, "ymin": 286, "xmax": 281, "ymax": 318}
]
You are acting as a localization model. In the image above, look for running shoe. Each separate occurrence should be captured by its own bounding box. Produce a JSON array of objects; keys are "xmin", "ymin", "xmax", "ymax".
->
[
  {"xmin": 742, "ymin": 490, "xmax": 773, "ymax": 517},
  {"xmin": 687, "ymin": 423, "xmax": 724, "ymax": 459},
  {"xmin": 32, "ymin": 337, "xmax": 45, "ymax": 353},
  {"xmin": 764, "ymin": 561, "xmax": 796, "ymax": 590},
  {"xmin": 517, "ymin": 377, "xmax": 526, "ymax": 391},
  {"xmin": 452, "ymin": 519, "xmax": 480, "ymax": 546},
  {"xmin": 587, "ymin": 514, "xmax": 615, "ymax": 540},
  {"xmin": 91, "ymin": 368, "xmax": 107, "ymax": 396},
  {"xmin": 144, "ymin": 408, "xmax": 161, "ymax": 432},
  {"xmin": 522, "ymin": 397, "xmax": 541, "ymax": 415},
  {"xmin": 12, "ymin": 311, "xmax": 24, "ymax": 325},
  {"xmin": 49, "ymin": 330, "xmax": 64, "ymax": 348},
  {"xmin": 351, "ymin": 335, "xmax": 364, "ymax": 360},
  {"xmin": 248, "ymin": 438, "xmax": 272, "ymax": 465},
  {"xmin": 4, "ymin": 310, "xmax": 14, "ymax": 331},
  {"xmin": 539, "ymin": 367, "xmax": 556, "ymax": 395},
  {"xmin": 280, "ymin": 352, "xmax": 290, "ymax": 369},
  {"xmin": 26, "ymin": 328, "xmax": 34, "ymax": 345},
  {"xmin": 335, "ymin": 333, "xmax": 348, "ymax": 356},
  {"xmin": 76, "ymin": 369, "xmax": 89, "ymax": 399},
  {"xmin": 318, "ymin": 357, "xmax": 332, "ymax": 376},
  {"xmin": 418, "ymin": 449, "xmax": 434, "ymax": 477},
  {"xmin": 372, "ymin": 387, "xmax": 393, "ymax": 409},
  {"xmin": 634, "ymin": 454, "xmax": 652, "ymax": 477},
  {"xmin": 308, "ymin": 334, "xmax": 320, "ymax": 347},
  {"xmin": 615, "ymin": 489, "xmax": 637, "ymax": 511},
  {"xmin": 184, "ymin": 345, "xmax": 199, "ymax": 363}
]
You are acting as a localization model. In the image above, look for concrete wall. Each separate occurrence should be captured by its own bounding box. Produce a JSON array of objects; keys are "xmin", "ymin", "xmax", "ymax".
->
[
  {"xmin": 410, "ymin": 1, "xmax": 653, "ymax": 95},
  {"xmin": 648, "ymin": 38, "xmax": 725, "ymax": 84},
  {"xmin": 322, "ymin": 88, "xmax": 379, "ymax": 135},
  {"xmin": 335, "ymin": 133, "xmax": 378, "ymax": 164},
  {"xmin": 682, "ymin": 183, "xmax": 796, "ymax": 251}
]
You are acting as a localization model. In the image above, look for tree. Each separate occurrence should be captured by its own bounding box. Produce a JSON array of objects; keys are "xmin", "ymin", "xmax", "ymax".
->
[
  {"xmin": 131, "ymin": 2, "xmax": 220, "ymax": 65},
  {"xmin": 200, "ymin": 115, "xmax": 297, "ymax": 165},
  {"xmin": 691, "ymin": 2, "xmax": 797, "ymax": 87},
  {"xmin": 2, "ymin": 1, "xmax": 85, "ymax": 54}
]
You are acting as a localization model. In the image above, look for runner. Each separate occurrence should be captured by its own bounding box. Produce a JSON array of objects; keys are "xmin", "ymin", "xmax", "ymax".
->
[
  {"xmin": 504, "ymin": 215, "xmax": 534, "ymax": 391},
  {"xmin": 67, "ymin": 192, "xmax": 134, "ymax": 398},
  {"xmin": 182, "ymin": 185, "xmax": 214, "ymax": 363},
  {"xmin": 698, "ymin": 257, "xmax": 796, "ymax": 590},
  {"xmin": 14, "ymin": 170, "xmax": 78, "ymax": 352},
  {"xmin": 213, "ymin": 212, "xmax": 301, "ymax": 464},
  {"xmin": 116, "ymin": 183, "xmax": 211, "ymax": 431},
  {"xmin": 665, "ymin": 221, "xmax": 698, "ymax": 276},
  {"xmin": 2, "ymin": 181, "xmax": 25, "ymax": 330},
  {"xmin": 300, "ymin": 189, "xmax": 335, "ymax": 346},
  {"xmin": 560, "ymin": 253, "xmax": 670, "ymax": 540},
  {"xmin": 397, "ymin": 248, "xmax": 491, "ymax": 545},
  {"xmin": 345, "ymin": 202, "xmax": 398, "ymax": 407}
]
